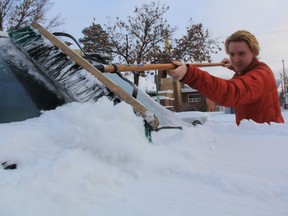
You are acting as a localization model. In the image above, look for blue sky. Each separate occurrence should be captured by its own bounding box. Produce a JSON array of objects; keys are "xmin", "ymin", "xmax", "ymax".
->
[{"xmin": 48, "ymin": 0, "xmax": 288, "ymax": 77}]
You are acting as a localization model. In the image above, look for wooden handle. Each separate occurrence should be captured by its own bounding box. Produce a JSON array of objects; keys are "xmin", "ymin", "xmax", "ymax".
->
[{"xmin": 104, "ymin": 62, "xmax": 223, "ymax": 72}]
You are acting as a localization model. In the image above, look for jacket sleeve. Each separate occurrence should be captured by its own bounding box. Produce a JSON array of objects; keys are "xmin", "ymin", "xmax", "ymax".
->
[{"xmin": 181, "ymin": 64, "xmax": 266, "ymax": 107}]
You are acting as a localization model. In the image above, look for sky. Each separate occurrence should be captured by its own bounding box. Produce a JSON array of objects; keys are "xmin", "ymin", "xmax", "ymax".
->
[
  {"xmin": 47, "ymin": 0, "xmax": 288, "ymax": 78},
  {"xmin": 1, "ymin": 21, "xmax": 288, "ymax": 216}
]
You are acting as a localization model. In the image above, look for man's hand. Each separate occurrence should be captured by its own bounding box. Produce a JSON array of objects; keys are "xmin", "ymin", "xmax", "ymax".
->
[
  {"xmin": 221, "ymin": 58, "xmax": 232, "ymax": 68},
  {"xmin": 167, "ymin": 60, "xmax": 188, "ymax": 81}
]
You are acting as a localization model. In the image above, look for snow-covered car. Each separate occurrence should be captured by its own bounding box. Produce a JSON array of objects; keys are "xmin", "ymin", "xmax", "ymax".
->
[{"xmin": 175, "ymin": 111, "xmax": 208, "ymax": 126}]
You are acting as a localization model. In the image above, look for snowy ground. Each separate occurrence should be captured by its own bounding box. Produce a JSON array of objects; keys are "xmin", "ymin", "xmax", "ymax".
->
[{"xmin": 0, "ymin": 99, "xmax": 288, "ymax": 216}]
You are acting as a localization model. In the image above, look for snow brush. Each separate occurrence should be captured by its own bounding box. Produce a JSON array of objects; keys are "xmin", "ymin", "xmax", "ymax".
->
[
  {"xmin": 8, "ymin": 22, "xmax": 159, "ymax": 136},
  {"xmin": 8, "ymin": 23, "xmax": 223, "ymax": 142}
]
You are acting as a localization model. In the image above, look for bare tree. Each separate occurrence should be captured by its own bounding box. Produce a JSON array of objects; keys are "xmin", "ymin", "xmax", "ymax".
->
[
  {"xmin": 105, "ymin": 2, "xmax": 175, "ymax": 64},
  {"xmin": 80, "ymin": 1, "xmax": 221, "ymax": 85},
  {"xmin": 173, "ymin": 20, "xmax": 221, "ymax": 63},
  {"xmin": 103, "ymin": 2, "xmax": 175, "ymax": 84},
  {"xmin": 0, "ymin": 0, "xmax": 63, "ymax": 31},
  {"xmin": 0, "ymin": 0, "xmax": 15, "ymax": 31}
]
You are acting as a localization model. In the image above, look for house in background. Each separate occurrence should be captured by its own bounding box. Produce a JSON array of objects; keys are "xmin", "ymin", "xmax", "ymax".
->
[{"xmin": 147, "ymin": 77, "xmax": 218, "ymax": 112}]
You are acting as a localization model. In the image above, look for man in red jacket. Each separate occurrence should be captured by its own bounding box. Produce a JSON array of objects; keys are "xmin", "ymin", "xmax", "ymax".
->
[{"xmin": 168, "ymin": 30, "xmax": 284, "ymax": 125}]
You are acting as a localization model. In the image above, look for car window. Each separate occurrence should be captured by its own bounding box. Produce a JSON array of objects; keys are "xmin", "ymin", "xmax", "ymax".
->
[{"xmin": 0, "ymin": 43, "xmax": 66, "ymax": 123}]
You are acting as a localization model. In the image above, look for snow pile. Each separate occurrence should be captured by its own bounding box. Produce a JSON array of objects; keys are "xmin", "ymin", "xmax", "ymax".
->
[{"xmin": 0, "ymin": 99, "xmax": 288, "ymax": 216}]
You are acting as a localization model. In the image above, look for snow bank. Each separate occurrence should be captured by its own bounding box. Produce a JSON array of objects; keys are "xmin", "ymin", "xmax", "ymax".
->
[{"xmin": 0, "ymin": 99, "xmax": 288, "ymax": 216}]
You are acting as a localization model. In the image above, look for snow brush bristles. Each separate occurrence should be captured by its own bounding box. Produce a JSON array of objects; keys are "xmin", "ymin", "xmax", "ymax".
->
[
  {"xmin": 8, "ymin": 26, "xmax": 117, "ymax": 103},
  {"xmin": 8, "ymin": 22, "xmax": 159, "ymax": 133}
]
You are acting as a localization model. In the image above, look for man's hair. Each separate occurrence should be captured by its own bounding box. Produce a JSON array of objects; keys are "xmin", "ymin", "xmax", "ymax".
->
[{"xmin": 225, "ymin": 30, "xmax": 260, "ymax": 56}]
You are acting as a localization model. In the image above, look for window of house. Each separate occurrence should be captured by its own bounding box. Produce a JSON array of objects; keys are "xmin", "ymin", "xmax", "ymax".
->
[{"xmin": 188, "ymin": 94, "xmax": 201, "ymax": 103}]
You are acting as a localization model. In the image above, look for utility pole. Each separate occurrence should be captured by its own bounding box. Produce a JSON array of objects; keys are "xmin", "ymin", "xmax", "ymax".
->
[
  {"xmin": 164, "ymin": 30, "xmax": 182, "ymax": 112},
  {"xmin": 282, "ymin": 59, "xmax": 288, "ymax": 109},
  {"xmin": 282, "ymin": 60, "xmax": 287, "ymax": 93},
  {"xmin": 154, "ymin": 70, "xmax": 160, "ymax": 103}
]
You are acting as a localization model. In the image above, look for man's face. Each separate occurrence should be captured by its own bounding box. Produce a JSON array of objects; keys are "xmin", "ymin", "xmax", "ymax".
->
[{"xmin": 227, "ymin": 41, "xmax": 256, "ymax": 74}]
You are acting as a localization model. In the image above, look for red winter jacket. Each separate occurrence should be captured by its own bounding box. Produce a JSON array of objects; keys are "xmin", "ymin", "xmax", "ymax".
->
[{"xmin": 182, "ymin": 59, "xmax": 284, "ymax": 125}]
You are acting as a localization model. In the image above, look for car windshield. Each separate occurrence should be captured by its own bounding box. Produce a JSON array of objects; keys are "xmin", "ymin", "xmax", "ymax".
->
[{"xmin": 0, "ymin": 38, "xmax": 66, "ymax": 123}]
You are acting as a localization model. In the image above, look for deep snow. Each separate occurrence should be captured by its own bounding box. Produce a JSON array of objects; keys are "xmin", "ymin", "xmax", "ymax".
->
[{"xmin": 0, "ymin": 99, "xmax": 288, "ymax": 216}]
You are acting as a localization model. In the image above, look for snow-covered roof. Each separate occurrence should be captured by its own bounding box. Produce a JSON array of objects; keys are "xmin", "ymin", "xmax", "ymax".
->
[{"xmin": 179, "ymin": 84, "xmax": 197, "ymax": 92}]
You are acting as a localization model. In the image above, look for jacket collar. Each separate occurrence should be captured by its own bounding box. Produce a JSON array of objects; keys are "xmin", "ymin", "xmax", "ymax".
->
[{"xmin": 233, "ymin": 58, "xmax": 260, "ymax": 77}]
